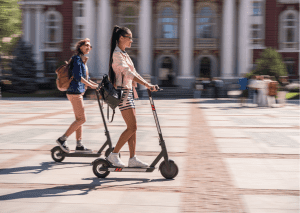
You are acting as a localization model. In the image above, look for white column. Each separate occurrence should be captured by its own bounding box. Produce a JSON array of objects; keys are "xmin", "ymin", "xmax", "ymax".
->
[
  {"xmin": 238, "ymin": 0, "xmax": 251, "ymax": 76},
  {"xmin": 138, "ymin": 0, "xmax": 152, "ymax": 79},
  {"xmin": 178, "ymin": 0, "xmax": 194, "ymax": 88},
  {"xmin": 221, "ymin": 0, "xmax": 235, "ymax": 78},
  {"xmin": 97, "ymin": 0, "xmax": 112, "ymax": 78},
  {"xmin": 34, "ymin": 5, "xmax": 43, "ymax": 70},
  {"xmin": 23, "ymin": 6, "xmax": 31, "ymax": 43},
  {"xmin": 85, "ymin": 0, "xmax": 96, "ymax": 77}
]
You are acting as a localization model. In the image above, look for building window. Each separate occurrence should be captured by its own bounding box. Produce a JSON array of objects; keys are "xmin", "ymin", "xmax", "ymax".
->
[
  {"xmin": 120, "ymin": 6, "xmax": 138, "ymax": 37},
  {"xmin": 78, "ymin": 2, "xmax": 84, "ymax": 17},
  {"xmin": 284, "ymin": 14, "xmax": 297, "ymax": 48},
  {"xmin": 284, "ymin": 58, "xmax": 295, "ymax": 76},
  {"xmin": 251, "ymin": 24, "xmax": 262, "ymax": 44},
  {"xmin": 158, "ymin": 7, "xmax": 178, "ymax": 38},
  {"xmin": 45, "ymin": 59, "xmax": 57, "ymax": 75},
  {"xmin": 76, "ymin": 25, "xmax": 84, "ymax": 39},
  {"xmin": 253, "ymin": 2, "xmax": 262, "ymax": 16},
  {"xmin": 196, "ymin": 7, "xmax": 216, "ymax": 38},
  {"xmin": 73, "ymin": 1, "xmax": 85, "ymax": 43},
  {"xmin": 279, "ymin": 10, "xmax": 299, "ymax": 49},
  {"xmin": 45, "ymin": 11, "xmax": 62, "ymax": 49}
]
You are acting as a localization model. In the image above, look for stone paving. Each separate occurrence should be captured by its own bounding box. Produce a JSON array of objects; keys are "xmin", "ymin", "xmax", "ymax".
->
[{"xmin": 0, "ymin": 96, "xmax": 299, "ymax": 213}]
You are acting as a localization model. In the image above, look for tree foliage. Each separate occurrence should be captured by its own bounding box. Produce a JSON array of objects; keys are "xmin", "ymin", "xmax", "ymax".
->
[
  {"xmin": 0, "ymin": 0, "xmax": 22, "ymax": 55},
  {"xmin": 246, "ymin": 47, "xmax": 288, "ymax": 82},
  {"xmin": 8, "ymin": 39, "xmax": 38, "ymax": 94}
]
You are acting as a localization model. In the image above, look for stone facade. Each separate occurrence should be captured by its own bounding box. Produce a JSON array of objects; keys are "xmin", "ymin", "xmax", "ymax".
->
[{"xmin": 18, "ymin": 0, "xmax": 299, "ymax": 87}]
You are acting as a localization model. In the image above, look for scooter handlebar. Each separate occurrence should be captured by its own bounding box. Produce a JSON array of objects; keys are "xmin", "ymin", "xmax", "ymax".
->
[{"xmin": 150, "ymin": 85, "xmax": 163, "ymax": 92}]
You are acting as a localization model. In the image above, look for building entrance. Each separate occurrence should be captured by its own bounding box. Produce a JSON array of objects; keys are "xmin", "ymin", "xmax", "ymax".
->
[
  {"xmin": 200, "ymin": 57, "xmax": 211, "ymax": 78},
  {"xmin": 159, "ymin": 57, "xmax": 175, "ymax": 87}
]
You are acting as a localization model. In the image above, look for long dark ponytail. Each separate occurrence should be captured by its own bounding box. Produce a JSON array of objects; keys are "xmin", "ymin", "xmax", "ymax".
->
[{"xmin": 109, "ymin": 25, "xmax": 130, "ymax": 85}]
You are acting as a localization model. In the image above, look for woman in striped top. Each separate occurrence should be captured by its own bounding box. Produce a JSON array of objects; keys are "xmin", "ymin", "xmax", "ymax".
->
[{"xmin": 106, "ymin": 26, "xmax": 157, "ymax": 168}]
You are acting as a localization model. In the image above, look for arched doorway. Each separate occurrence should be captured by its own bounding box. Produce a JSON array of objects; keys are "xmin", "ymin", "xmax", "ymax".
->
[
  {"xmin": 200, "ymin": 57, "xmax": 211, "ymax": 78},
  {"xmin": 159, "ymin": 57, "xmax": 175, "ymax": 87}
]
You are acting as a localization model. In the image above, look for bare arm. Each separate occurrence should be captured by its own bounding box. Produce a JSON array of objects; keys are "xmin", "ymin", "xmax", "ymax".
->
[
  {"xmin": 88, "ymin": 79, "xmax": 98, "ymax": 86},
  {"xmin": 81, "ymin": 77, "xmax": 98, "ymax": 89},
  {"xmin": 133, "ymin": 76, "xmax": 158, "ymax": 91}
]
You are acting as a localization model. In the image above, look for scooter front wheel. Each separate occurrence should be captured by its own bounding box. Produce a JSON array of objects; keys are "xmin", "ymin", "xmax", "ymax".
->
[
  {"xmin": 93, "ymin": 158, "xmax": 110, "ymax": 178},
  {"xmin": 51, "ymin": 146, "xmax": 65, "ymax": 162},
  {"xmin": 159, "ymin": 159, "xmax": 179, "ymax": 179}
]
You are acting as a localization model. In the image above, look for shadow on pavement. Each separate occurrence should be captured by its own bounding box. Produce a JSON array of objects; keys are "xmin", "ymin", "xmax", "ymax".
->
[
  {"xmin": 183, "ymin": 99, "xmax": 239, "ymax": 104},
  {"xmin": 0, "ymin": 162, "xmax": 91, "ymax": 175},
  {"xmin": 0, "ymin": 176, "xmax": 173, "ymax": 201}
]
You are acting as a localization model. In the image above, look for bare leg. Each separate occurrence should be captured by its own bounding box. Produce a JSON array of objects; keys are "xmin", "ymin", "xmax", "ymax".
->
[
  {"xmin": 65, "ymin": 94, "xmax": 86, "ymax": 139},
  {"xmin": 128, "ymin": 132, "xmax": 136, "ymax": 158},
  {"xmin": 113, "ymin": 108, "xmax": 137, "ymax": 156}
]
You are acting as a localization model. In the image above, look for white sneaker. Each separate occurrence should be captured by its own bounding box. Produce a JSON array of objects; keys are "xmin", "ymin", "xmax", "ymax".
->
[
  {"xmin": 128, "ymin": 156, "xmax": 149, "ymax": 168},
  {"xmin": 107, "ymin": 153, "xmax": 125, "ymax": 167}
]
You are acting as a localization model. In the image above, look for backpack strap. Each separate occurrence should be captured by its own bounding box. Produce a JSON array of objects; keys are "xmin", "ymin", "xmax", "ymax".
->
[
  {"xmin": 106, "ymin": 74, "xmax": 123, "ymax": 123},
  {"xmin": 106, "ymin": 104, "xmax": 115, "ymax": 123}
]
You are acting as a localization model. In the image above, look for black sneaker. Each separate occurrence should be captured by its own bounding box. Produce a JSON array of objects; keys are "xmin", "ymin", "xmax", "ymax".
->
[
  {"xmin": 56, "ymin": 138, "xmax": 70, "ymax": 153},
  {"xmin": 75, "ymin": 145, "xmax": 92, "ymax": 153}
]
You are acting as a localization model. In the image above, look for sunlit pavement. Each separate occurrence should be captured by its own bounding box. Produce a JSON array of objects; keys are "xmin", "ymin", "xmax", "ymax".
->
[{"xmin": 0, "ymin": 97, "xmax": 299, "ymax": 213}]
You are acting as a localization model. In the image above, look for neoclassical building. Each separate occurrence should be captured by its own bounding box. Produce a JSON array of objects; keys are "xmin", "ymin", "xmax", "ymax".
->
[{"xmin": 18, "ymin": 0, "xmax": 299, "ymax": 88}]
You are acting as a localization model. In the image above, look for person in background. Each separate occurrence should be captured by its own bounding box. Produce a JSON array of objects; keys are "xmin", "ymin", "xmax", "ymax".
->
[
  {"xmin": 212, "ymin": 77, "xmax": 224, "ymax": 100},
  {"xmin": 248, "ymin": 75, "xmax": 258, "ymax": 105},
  {"xmin": 267, "ymin": 76, "xmax": 278, "ymax": 107},
  {"xmin": 238, "ymin": 75, "xmax": 248, "ymax": 107},
  {"xmin": 277, "ymin": 76, "xmax": 288, "ymax": 107},
  {"xmin": 257, "ymin": 75, "xmax": 268, "ymax": 107}
]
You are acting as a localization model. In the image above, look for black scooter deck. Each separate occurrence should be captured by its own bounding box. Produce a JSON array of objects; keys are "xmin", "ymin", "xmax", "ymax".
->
[
  {"xmin": 61, "ymin": 152, "xmax": 101, "ymax": 158},
  {"xmin": 100, "ymin": 167, "xmax": 156, "ymax": 173}
]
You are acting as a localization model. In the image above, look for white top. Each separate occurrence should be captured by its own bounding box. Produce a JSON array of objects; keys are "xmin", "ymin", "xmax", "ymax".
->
[{"xmin": 112, "ymin": 46, "xmax": 142, "ymax": 90}]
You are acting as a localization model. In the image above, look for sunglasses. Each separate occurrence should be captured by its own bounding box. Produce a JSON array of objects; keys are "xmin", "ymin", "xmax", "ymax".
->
[
  {"xmin": 84, "ymin": 44, "xmax": 93, "ymax": 48},
  {"xmin": 123, "ymin": 36, "xmax": 133, "ymax": 40}
]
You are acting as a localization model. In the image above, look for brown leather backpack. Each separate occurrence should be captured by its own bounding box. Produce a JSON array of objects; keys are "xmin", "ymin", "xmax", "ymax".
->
[
  {"xmin": 268, "ymin": 81, "xmax": 278, "ymax": 96},
  {"xmin": 55, "ymin": 58, "xmax": 73, "ymax": 91}
]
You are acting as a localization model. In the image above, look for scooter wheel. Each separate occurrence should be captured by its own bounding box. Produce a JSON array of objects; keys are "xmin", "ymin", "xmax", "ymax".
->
[
  {"xmin": 159, "ymin": 159, "xmax": 179, "ymax": 179},
  {"xmin": 105, "ymin": 147, "xmax": 121, "ymax": 158},
  {"xmin": 51, "ymin": 146, "xmax": 65, "ymax": 162},
  {"xmin": 93, "ymin": 158, "xmax": 110, "ymax": 178}
]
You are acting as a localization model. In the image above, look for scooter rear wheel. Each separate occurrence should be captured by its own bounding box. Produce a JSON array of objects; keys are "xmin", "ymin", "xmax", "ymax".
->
[
  {"xmin": 51, "ymin": 146, "xmax": 65, "ymax": 162},
  {"xmin": 159, "ymin": 160, "xmax": 179, "ymax": 179},
  {"xmin": 93, "ymin": 158, "xmax": 110, "ymax": 178}
]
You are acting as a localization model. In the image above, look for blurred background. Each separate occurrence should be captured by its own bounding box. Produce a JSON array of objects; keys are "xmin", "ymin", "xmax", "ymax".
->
[{"xmin": 0, "ymin": 0, "xmax": 299, "ymax": 99}]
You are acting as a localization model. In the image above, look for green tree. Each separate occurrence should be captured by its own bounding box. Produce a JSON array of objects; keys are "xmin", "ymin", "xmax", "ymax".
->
[
  {"xmin": 246, "ymin": 47, "xmax": 288, "ymax": 83},
  {"xmin": 8, "ymin": 39, "xmax": 38, "ymax": 93},
  {"xmin": 0, "ymin": 0, "xmax": 22, "ymax": 55}
]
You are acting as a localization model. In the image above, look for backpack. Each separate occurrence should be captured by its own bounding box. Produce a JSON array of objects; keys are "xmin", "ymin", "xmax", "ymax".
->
[
  {"xmin": 268, "ymin": 81, "xmax": 278, "ymax": 96},
  {"xmin": 99, "ymin": 74, "xmax": 123, "ymax": 122},
  {"xmin": 55, "ymin": 58, "xmax": 73, "ymax": 91}
]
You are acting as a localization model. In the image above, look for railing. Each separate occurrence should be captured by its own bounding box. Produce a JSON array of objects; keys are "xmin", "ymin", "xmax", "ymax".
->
[
  {"xmin": 155, "ymin": 38, "xmax": 179, "ymax": 49},
  {"xmin": 131, "ymin": 38, "xmax": 139, "ymax": 49},
  {"xmin": 194, "ymin": 38, "xmax": 218, "ymax": 49},
  {"xmin": 44, "ymin": 42, "xmax": 62, "ymax": 50},
  {"xmin": 281, "ymin": 42, "xmax": 299, "ymax": 49}
]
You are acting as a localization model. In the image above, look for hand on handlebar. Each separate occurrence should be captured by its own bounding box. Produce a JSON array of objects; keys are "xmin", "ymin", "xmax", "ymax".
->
[
  {"xmin": 90, "ymin": 84, "xmax": 99, "ymax": 90},
  {"xmin": 147, "ymin": 84, "xmax": 160, "ymax": 92}
]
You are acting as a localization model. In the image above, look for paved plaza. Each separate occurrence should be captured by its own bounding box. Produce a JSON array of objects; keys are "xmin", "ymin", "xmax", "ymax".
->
[{"xmin": 0, "ymin": 96, "xmax": 299, "ymax": 212}]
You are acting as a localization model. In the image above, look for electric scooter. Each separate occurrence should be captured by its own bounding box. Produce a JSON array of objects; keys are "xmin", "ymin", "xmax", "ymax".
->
[
  {"xmin": 51, "ymin": 90, "xmax": 116, "ymax": 162},
  {"xmin": 92, "ymin": 88, "xmax": 179, "ymax": 179}
]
